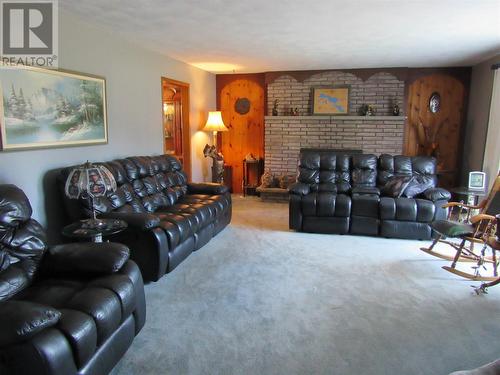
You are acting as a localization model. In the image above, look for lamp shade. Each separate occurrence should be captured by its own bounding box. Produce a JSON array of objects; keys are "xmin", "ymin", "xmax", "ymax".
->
[
  {"xmin": 65, "ymin": 162, "xmax": 117, "ymax": 199},
  {"xmin": 202, "ymin": 111, "xmax": 228, "ymax": 132}
]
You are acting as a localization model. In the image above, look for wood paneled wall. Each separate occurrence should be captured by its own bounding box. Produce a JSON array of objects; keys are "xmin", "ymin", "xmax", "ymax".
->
[
  {"xmin": 405, "ymin": 73, "xmax": 467, "ymax": 187},
  {"xmin": 217, "ymin": 74, "xmax": 265, "ymax": 193}
]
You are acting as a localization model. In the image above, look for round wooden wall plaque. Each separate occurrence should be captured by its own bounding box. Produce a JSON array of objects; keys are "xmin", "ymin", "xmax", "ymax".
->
[
  {"xmin": 235, "ymin": 98, "xmax": 251, "ymax": 115},
  {"xmin": 429, "ymin": 92, "xmax": 441, "ymax": 113}
]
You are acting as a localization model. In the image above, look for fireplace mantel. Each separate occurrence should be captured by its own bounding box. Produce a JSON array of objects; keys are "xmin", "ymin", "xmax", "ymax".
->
[{"xmin": 265, "ymin": 115, "xmax": 407, "ymax": 120}]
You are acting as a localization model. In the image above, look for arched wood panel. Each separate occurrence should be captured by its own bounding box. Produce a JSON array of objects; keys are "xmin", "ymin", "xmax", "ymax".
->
[
  {"xmin": 219, "ymin": 79, "xmax": 264, "ymax": 193},
  {"xmin": 405, "ymin": 74, "xmax": 466, "ymax": 187}
]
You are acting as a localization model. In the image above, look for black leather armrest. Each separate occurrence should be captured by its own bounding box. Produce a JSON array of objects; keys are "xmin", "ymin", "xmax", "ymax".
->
[
  {"xmin": 288, "ymin": 182, "xmax": 310, "ymax": 196},
  {"xmin": 352, "ymin": 186, "xmax": 380, "ymax": 195},
  {"xmin": 423, "ymin": 187, "xmax": 451, "ymax": 202},
  {"xmin": 100, "ymin": 212, "xmax": 160, "ymax": 230},
  {"xmin": 46, "ymin": 242, "xmax": 130, "ymax": 274},
  {"xmin": 187, "ymin": 182, "xmax": 229, "ymax": 195},
  {"xmin": 0, "ymin": 301, "xmax": 61, "ymax": 347}
]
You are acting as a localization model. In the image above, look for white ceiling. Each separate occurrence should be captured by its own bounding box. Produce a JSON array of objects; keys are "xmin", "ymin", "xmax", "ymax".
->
[{"xmin": 60, "ymin": 0, "xmax": 500, "ymax": 73}]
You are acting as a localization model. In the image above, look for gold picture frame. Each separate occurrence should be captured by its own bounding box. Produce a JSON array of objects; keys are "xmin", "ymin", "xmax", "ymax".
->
[
  {"xmin": 312, "ymin": 86, "xmax": 350, "ymax": 115},
  {"xmin": 0, "ymin": 65, "xmax": 107, "ymax": 151}
]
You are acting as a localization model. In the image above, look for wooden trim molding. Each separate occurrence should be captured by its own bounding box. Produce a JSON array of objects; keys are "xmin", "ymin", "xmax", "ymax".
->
[{"xmin": 161, "ymin": 77, "xmax": 191, "ymax": 180}]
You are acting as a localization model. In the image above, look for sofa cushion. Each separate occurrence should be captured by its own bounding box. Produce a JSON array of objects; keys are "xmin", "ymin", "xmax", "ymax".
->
[
  {"xmin": 317, "ymin": 192, "xmax": 337, "ymax": 217},
  {"xmin": 301, "ymin": 193, "xmax": 317, "ymax": 216},
  {"xmin": 394, "ymin": 156, "xmax": 413, "ymax": 175},
  {"xmin": 352, "ymin": 195, "xmax": 380, "ymax": 218},
  {"xmin": 402, "ymin": 175, "xmax": 435, "ymax": 198},
  {"xmin": 318, "ymin": 183, "xmax": 337, "ymax": 193},
  {"xmin": 57, "ymin": 308, "xmax": 98, "ymax": 368},
  {"xmin": 0, "ymin": 219, "xmax": 47, "ymax": 301},
  {"xmin": 46, "ymin": 243, "xmax": 130, "ymax": 275},
  {"xmin": 415, "ymin": 199, "xmax": 436, "ymax": 222},
  {"xmin": 424, "ymin": 188, "xmax": 452, "ymax": 202},
  {"xmin": 0, "ymin": 184, "xmax": 33, "ymax": 228},
  {"xmin": 352, "ymin": 186, "xmax": 380, "ymax": 196},
  {"xmin": 395, "ymin": 198, "xmax": 417, "ymax": 221},
  {"xmin": 288, "ymin": 182, "xmax": 311, "ymax": 196},
  {"xmin": 352, "ymin": 154, "xmax": 377, "ymax": 187},
  {"xmin": 67, "ymin": 287, "xmax": 122, "ymax": 345},
  {"xmin": 57, "ymin": 309, "xmax": 97, "ymax": 367},
  {"xmin": 381, "ymin": 176, "xmax": 414, "ymax": 198},
  {"xmin": 18, "ymin": 272, "xmax": 136, "ymax": 347},
  {"xmin": 0, "ymin": 300, "xmax": 61, "ymax": 346}
]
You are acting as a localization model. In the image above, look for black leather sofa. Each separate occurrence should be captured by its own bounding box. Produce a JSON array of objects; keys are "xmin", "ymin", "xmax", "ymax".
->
[
  {"xmin": 0, "ymin": 184, "xmax": 146, "ymax": 375},
  {"xmin": 289, "ymin": 151, "xmax": 451, "ymax": 240},
  {"xmin": 58, "ymin": 155, "xmax": 232, "ymax": 282}
]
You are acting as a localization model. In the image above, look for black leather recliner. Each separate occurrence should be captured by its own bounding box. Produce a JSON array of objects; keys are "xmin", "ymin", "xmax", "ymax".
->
[
  {"xmin": 58, "ymin": 155, "xmax": 232, "ymax": 282},
  {"xmin": 289, "ymin": 151, "xmax": 451, "ymax": 240},
  {"xmin": 0, "ymin": 184, "xmax": 146, "ymax": 375}
]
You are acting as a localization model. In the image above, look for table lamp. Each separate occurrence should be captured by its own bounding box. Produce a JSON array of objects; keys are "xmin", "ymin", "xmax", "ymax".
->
[
  {"xmin": 64, "ymin": 161, "xmax": 117, "ymax": 229},
  {"xmin": 203, "ymin": 111, "xmax": 228, "ymax": 145},
  {"xmin": 202, "ymin": 111, "xmax": 228, "ymax": 183}
]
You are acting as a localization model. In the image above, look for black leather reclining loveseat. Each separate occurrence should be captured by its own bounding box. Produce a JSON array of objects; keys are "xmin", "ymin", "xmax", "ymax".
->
[
  {"xmin": 0, "ymin": 184, "xmax": 146, "ymax": 375},
  {"xmin": 289, "ymin": 150, "xmax": 451, "ymax": 239},
  {"xmin": 58, "ymin": 155, "xmax": 232, "ymax": 282}
]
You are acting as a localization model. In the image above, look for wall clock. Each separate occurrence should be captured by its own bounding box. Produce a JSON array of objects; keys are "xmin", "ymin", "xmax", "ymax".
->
[
  {"xmin": 235, "ymin": 98, "xmax": 251, "ymax": 115},
  {"xmin": 429, "ymin": 92, "xmax": 441, "ymax": 113}
]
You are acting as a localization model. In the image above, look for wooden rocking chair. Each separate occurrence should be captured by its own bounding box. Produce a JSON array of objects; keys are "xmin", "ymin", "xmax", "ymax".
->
[{"xmin": 420, "ymin": 173, "xmax": 500, "ymax": 281}]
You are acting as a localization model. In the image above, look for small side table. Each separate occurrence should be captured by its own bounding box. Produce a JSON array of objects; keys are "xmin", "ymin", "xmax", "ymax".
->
[
  {"xmin": 223, "ymin": 165, "xmax": 233, "ymax": 193},
  {"xmin": 243, "ymin": 158, "xmax": 263, "ymax": 197},
  {"xmin": 62, "ymin": 219, "xmax": 127, "ymax": 243},
  {"xmin": 450, "ymin": 187, "xmax": 486, "ymax": 206}
]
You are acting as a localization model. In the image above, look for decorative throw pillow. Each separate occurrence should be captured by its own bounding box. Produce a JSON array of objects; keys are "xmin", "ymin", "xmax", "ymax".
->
[
  {"xmin": 402, "ymin": 175, "xmax": 435, "ymax": 198},
  {"xmin": 260, "ymin": 172, "xmax": 275, "ymax": 188},
  {"xmin": 381, "ymin": 176, "xmax": 414, "ymax": 198},
  {"xmin": 279, "ymin": 174, "xmax": 296, "ymax": 189}
]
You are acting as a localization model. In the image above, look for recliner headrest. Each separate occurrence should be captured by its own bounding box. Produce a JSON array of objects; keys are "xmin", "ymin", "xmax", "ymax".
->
[{"xmin": 0, "ymin": 184, "xmax": 33, "ymax": 228}]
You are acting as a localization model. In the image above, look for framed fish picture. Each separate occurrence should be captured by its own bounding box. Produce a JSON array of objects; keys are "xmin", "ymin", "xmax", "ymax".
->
[
  {"xmin": 312, "ymin": 86, "xmax": 350, "ymax": 115},
  {"xmin": 0, "ymin": 65, "xmax": 107, "ymax": 150}
]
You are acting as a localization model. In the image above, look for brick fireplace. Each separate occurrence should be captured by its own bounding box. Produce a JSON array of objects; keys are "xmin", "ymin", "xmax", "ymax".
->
[
  {"xmin": 265, "ymin": 116, "xmax": 405, "ymax": 175},
  {"xmin": 264, "ymin": 70, "xmax": 407, "ymax": 174}
]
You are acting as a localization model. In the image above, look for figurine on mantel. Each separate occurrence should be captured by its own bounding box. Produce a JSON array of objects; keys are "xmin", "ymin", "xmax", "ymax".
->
[
  {"xmin": 272, "ymin": 99, "xmax": 279, "ymax": 116},
  {"xmin": 290, "ymin": 107, "xmax": 299, "ymax": 116},
  {"xmin": 392, "ymin": 101, "xmax": 401, "ymax": 116},
  {"xmin": 358, "ymin": 104, "xmax": 376, "ymax": 116}
]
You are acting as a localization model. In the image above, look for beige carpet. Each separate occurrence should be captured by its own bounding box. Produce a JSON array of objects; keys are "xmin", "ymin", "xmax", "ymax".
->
[{"xmin": 112, "ymin": 195, "xmax": 500, "ymax": 375}]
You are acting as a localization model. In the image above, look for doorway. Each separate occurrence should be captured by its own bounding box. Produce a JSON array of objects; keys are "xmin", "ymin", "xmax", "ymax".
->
[{"xmin": 161, "ymin": 77, "xmax": 191, "ymax": 179}]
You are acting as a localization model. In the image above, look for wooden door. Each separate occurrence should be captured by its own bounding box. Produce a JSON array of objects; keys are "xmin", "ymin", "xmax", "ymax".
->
[
  {"xmin": 161, "ymin": 77, "xmax": 191, "ymax": 179},
  {"xmin": 405, "ymin": 74, "xmax": 466, "ymax": 187},
  {"xmin": 219, "ymin": 79, "xmax": 264, "ymax": 193}
]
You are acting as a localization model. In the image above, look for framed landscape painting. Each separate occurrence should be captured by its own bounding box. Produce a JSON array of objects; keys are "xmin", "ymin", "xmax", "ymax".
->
[
  {"xmin": 0, "ymin": 66, "xmax": 107, "ymax": 150},
  {"xmin": 312, "ymin": 86, "xmax": 349, "ymax": 115}
]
